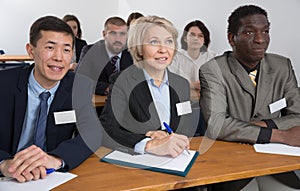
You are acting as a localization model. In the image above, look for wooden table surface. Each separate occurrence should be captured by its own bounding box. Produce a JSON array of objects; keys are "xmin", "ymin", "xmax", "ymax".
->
[
  {"xmin": 92, "ymin": 95, "xmax": 107, "ymax": 107},
  {"xmin": 0, "ymin": 55, "xmax": 33, "ymax": 62},
  {"xmin": 53, "ymin": 137, "xmax": 300, "ymax": 191},
  {"xmin": 92, "ymin": 89, "xmax": 199, "ymax": 108}
]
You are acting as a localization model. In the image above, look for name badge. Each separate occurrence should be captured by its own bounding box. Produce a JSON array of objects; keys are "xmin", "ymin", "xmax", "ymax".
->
[
  {"xmin": 269, "ymin": 98, "xmax": 287, "ymax": 114},
  {"xmin": 176, "ymin": 101, "xmax": 192, "ymax": 116},
  {"xmin": 54, "ymin": 110, "xmax": 76, "ymax": 125}
]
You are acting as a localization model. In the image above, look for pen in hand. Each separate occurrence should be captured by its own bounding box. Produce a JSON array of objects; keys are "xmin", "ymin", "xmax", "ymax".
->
[
  {"xmin": 0, "ymin": 168, "xmax": 55, "ymax": 181},
  {"xmin": 163, "ymin": 122, "xmax": 190, "ymax": 155},
  {"xmin": 46, "ymin": 168, "xmax": 55, "ymax": 174}
]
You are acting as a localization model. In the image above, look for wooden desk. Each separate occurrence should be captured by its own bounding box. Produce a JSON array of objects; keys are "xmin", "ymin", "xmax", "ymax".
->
[
  {"xmin": 92, "ymin": 90, "xmax": 198, "ymax": 108},
  {"xmin": 0, "ymin": 55, "xmax": 33, "ymax": 62},
  {"xmin": 53, "ymin": 137, "xmax": 300, "ymax": 190},
  {"xmin": 92, "ymin": 95, "xmax": 107, "ymax": 107}
]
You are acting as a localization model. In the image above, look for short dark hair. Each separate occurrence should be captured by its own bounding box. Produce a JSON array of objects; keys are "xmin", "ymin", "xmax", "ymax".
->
[
  {"xmin": 227, "ymin": 5, "xmax": 269, "ymax": 35},
  {"xmin": 63, "ymin": 14, "xmax": 83, "ymax": 39},
  {"xmin": 30, "ymin": 16, "xmax": 74, "ymax": 47},
  {"xmin": 126, "ymin": 12, "xmax": 144, "ymax": 27},
  {"xmin": 181, "ymin": 20, "xmax": 210, "ymax": 52},
  {"xmin": 104, "ymin": 16, "xmax": 126, "ymax": 30}
]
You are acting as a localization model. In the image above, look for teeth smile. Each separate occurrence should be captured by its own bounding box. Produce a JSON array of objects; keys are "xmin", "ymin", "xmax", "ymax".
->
[
  {"xmin": 157, "ymin": 58, "xmax": 167, "ymax": 60},
  {"xmin": 50, "ymin": 66, "xmax": 63, "ymax": 70}
]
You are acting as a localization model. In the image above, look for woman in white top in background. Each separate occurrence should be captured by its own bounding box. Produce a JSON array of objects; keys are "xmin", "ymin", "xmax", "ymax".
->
[{"xmin": 169, "ymin": 20, "xmax": 215, "ymax": 91}]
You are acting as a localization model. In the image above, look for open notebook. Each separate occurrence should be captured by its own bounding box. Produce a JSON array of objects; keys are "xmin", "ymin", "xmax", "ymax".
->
[{"xmin": 101, "ymin": 150, "xmax": 198, "ymax": 177}]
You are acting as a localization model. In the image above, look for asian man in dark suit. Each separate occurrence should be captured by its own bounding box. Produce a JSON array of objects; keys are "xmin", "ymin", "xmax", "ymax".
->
[
  {"xmin": 199, "ymin": 5, "xmax": 300, "ymax": 191},
  {"xmin": 76, "ymin": 16, "xmax": 133, "ymax": 95},
  {"xmin": 0, "ymin": 16, "xmax": 101, "ymax": 182}
]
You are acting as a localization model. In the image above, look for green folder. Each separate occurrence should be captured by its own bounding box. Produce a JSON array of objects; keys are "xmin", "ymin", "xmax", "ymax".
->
[{"xmin": 101, "ymin": 150, "xmax": 199, "ymax": 177}]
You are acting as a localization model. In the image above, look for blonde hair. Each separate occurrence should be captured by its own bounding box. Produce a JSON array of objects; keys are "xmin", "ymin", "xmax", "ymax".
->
[{"xmin": 127, "ymin": 15, "xmax": 178, "ymax": 68}]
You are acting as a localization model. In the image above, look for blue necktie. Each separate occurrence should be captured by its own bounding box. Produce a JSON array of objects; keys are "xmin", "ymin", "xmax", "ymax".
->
[{"xmin": 34, "ymin": 91, "xmax": 51, "ymax": 150}]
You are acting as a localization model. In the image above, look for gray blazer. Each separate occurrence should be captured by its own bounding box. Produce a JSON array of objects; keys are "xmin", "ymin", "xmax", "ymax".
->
[
  {"xmin": 76, "ymin": 40, "xmax": 133, "ymax": 95},
  {"xmin": 199, "ymin": 51, "xmax": 300, "ymax": 143}
]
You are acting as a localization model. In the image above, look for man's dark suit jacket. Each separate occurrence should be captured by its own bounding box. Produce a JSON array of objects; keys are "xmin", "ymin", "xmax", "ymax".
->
[
  {"xmin": 0, "ymin": 64, "xmax": 102, "ymax": 171},
  {"xmin": 76, "ymin": 40, "xmax": 133, "ymax": 95},
  {"xmin": 75, "ymin": 37, "xmax": 87, "ymax": 63},
  {"xmin": 100, "ymin": 65, "xmax": 198, "ymax": 151}
]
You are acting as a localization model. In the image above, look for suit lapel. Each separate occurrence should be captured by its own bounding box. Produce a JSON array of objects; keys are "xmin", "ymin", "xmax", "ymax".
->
[
  {"xmin": 46, "ymin": 73, "xmax": 72, "ymax": 150},
  {"xmin": 12, "ymin": 66, "xmax": 32, "ymax": 153},
  {"xmin": 120, "ymin": 50, "xmax": 133, "ymax": 70},
  {"xmin": 128, "ymin": 66, "xmax": 161, "ymax": 131},
  {"xmin": 48, "ymin": 82, "xmax": 69, "ymax": 117},
  {"xmin": 228, "ymin": 53, "xmax": 256, "ymax": 98},
  {"xmin": 253, "ymin": 58, "xmax": 274, "ymax": 114},
  {"xmin": 168, "ymin": 73, "xmax": 180, "ymax": 131},
  {"xmin": 99, "ymin": 40, "xmax": 110, "ymax": 64},
  {"xmin": 77, "ymin": 40, "xmax": 110, "ymax": 81}
]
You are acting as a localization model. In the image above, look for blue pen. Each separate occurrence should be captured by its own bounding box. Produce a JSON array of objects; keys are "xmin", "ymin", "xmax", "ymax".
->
[
  {"xmin": 0, "ymin": 168, "xmax": 56, "ymax": 181},
  {"xmin": 46, "ymin": 168, "xmax": 55, "ymax": 174},
  {"xmin": 163, "ymin": 122, "xmax": 190, "ymax": 155},
  {"xmin": 163, "ymin": 122, "xmax": 173, "ymax": 134}
]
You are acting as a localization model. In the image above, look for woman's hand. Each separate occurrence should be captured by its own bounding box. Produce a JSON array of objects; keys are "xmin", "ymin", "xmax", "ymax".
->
[
  {"xmin": 146, "ymin": 130, "xmax": 169, "ymax": 139},
  {"xmin": 145, "ymin": 133, "xmax": 190, "ymax": 157}
]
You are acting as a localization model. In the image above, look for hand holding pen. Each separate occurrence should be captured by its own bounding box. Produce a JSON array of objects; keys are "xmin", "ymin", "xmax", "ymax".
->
[
  {"xmin": 0, "ymin": 145, "xmax": 61, "ymax": 182},
  {"xmin": 0, "ymin": 168, "xmax": 55, "ymax": 181},
  {"xmin": 163, "ymin": 122, "xmax": 190, "ymax": 155},
  {"xmin": 145, "ymin": 125, "xmax": 190, "ymax": 157}
]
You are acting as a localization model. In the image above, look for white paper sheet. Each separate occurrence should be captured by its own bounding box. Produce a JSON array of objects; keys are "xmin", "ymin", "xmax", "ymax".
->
[
  {"xmin": 0, "ymin": 172, "xmax": 77, "ymax": 191},
  {"xmin": 254, "ymin": 143, "xmax": 300, "ymax": 156}
]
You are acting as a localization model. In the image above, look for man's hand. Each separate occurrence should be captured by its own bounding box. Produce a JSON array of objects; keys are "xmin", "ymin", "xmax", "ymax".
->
[
  {"xmin": 0, "ymin": 145, "xmax": 62, "ymax": 182},
  {"xmin": 191, "ymin": 81, "xmax": 200, "ymax": 90},
  {"xmin": 0, "ymin": 159, "xmax": 47, "ymax": 182},
  {"xmin": 271, "ymin": 126, "xmax": 300, "ymax": 146},
  {"xmin": 145, "ymin": 133, "xmax": 190, "ymax": 158},
  {"xmin": 251, "ymin": 120, "xmax": 268, "ymax": 127}
]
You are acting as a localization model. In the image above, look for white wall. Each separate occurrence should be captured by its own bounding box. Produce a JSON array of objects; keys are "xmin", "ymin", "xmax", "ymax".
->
[{"xmin": 1, "ymin": 0, "xmax": 300, "ymax": 79}]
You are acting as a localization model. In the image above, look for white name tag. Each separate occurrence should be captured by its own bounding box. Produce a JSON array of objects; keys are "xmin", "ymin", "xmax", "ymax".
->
[
  {"xmin": 54, "ymin": 110, "xmax": 77, "ymax": 125},
  {"xmin": 269, "ymin": 98, "xmax": 287, "ymax": 114},
  {"xmin": 176, "ymin": 101, "xmax": 192, "ymax": 116}
]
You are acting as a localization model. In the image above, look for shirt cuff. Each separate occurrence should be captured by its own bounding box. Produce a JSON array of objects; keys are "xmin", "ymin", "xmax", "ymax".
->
[
  {"xmin": 56, "ymin": 159, "xmax": 65, "ymax": 170},
  {"xmin": 257, "ymin": 127, "xmax": 272, "ymax": 143},
  {"xmin": 262, "ymin": 119, "xmax": 278, "ymax": 129},
  {"xmin": 134, "ymin": 137, "xmax": 152, "ymax": 154},
  {"xmin": 60, "ymin": 160, "xmax": 66, "ymax": 169}
]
